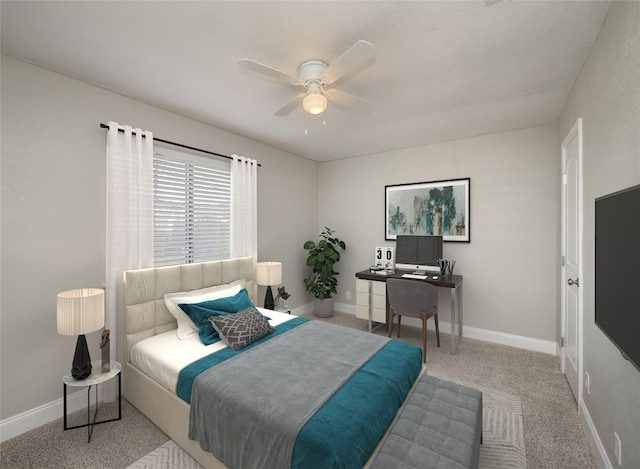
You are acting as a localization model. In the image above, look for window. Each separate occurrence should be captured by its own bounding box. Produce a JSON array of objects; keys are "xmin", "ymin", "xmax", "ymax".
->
[{"xmin": 153, "ymin": 147, "xmax": 231, "ymax": 266}]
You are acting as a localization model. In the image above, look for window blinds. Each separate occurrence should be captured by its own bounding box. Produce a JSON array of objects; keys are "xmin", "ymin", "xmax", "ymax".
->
[{"xmin": 153, "ymin": 150, "xmax": 231, "ymax": 266}]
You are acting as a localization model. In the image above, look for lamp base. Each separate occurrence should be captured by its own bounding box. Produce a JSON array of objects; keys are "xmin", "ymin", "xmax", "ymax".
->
[
  {"xmin": 71, "ymin": 334, "xmax": 92, "ymax": 380},
  {"xmin": 264, "ymin": 286, "xmax": 275, "ymax": 310}
]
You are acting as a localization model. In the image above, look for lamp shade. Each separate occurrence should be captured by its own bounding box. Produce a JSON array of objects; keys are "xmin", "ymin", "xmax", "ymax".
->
[
  {"xmin": 57, "ymin": 288, "xmax": 105, "ymax": 336},
  {"xmin": 256, "ymin": 262, "xmax": 282, "ymax": 286},
  {"xmin": 302, "ymin": 93, "xmax": 327, "ymax": 115}
]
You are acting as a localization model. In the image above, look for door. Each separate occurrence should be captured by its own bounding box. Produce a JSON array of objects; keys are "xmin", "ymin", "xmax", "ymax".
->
[{"xmin": 561, "ymin": 118, "xmax": 583, "ymax": 403}]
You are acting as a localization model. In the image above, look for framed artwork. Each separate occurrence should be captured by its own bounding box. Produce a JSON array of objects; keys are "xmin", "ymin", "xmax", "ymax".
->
[{"xmin": 385, "ymin": 178, "xmax": 470, "ymax": 242}]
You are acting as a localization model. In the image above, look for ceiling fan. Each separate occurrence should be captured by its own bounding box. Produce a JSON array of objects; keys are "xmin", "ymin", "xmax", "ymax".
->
[{"xmin": 239, "ymin": 40, "xmax": 375, "ymax": 116}]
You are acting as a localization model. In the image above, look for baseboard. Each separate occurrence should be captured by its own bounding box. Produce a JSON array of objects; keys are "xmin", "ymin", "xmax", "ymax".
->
[
  {"xmin": 333, "ymin": 302, "xmax": 557, "ymax": 355},
  {"xmin": 291, "ymin": 304, "xmax": 313, "ymax": 316},
  {"xmin": 580, "ymin": 399, "xmax": 612, "ymax": 469},
  {"xmin": 0, "ymin": 382, "xmax": 110, "ymax": 443},
  {"xmin": 459, "ymin": 323, "xmax": 557, "ymax": 355},
  {"xmin": 335, "ymin": 302, "xmax": 356, "ymax": 316},
  {"xmin": 1, "ymin": 388, "xmax": 82, "ymax": 442}
]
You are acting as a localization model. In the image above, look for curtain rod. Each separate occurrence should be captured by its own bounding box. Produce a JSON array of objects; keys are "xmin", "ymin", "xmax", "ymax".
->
[{"xmin": 99, "ymin": 123, "xmax": 260, "ymax": 167}]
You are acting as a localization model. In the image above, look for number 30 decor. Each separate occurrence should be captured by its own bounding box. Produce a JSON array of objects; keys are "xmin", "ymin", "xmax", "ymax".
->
[
  {"xmin": 374, "ymin": 246, "xmax": 396, "ymax": 269},
  {"xmin": 385, "ymin": 178, "xmax": 470, "ymax": 242}
]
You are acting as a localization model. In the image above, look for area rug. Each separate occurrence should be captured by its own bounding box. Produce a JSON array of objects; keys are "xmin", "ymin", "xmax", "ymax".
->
[
  {"xmin": 126, "ymin": 440, "xmax": 204, "ymax": 469},
  {"xmin": 127, "ymin": 387, "xmax": 526, "ymax": 469},
  {"xmin": 476, "ymin": 384, "xmax": 527, "ymax": 469}
]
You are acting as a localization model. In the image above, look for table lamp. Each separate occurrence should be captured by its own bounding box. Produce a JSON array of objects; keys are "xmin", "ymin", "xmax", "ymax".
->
[
  {"xmin": 57, "ymin": 288, "xmax": 105, "ymax": 380},
  {"xmin": 256, "ymin": 262, "xmax": 282, "ymax": 310}
]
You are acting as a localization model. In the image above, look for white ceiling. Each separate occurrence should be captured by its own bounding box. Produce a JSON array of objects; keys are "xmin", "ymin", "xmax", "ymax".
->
[{"xmin": 1, "ymin": 1, "xmax": 611, "ymax": 162}]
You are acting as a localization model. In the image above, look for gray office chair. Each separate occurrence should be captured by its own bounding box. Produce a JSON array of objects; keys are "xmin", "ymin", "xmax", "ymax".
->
[{"xmin": 387, "ymin": 278, "xmax": 440, "ymax": 364}]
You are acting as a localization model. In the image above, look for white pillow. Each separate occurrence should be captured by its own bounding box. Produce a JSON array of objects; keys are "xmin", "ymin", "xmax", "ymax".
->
[{"xmin": 164, "ymin": 280, "xmax": 244, "ymax": 339}]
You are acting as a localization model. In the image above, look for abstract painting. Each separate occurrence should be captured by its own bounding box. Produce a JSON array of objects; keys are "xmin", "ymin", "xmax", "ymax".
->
[{"xmin": 385, "ymin": 178, "xmax": 470, "ymax": 242}]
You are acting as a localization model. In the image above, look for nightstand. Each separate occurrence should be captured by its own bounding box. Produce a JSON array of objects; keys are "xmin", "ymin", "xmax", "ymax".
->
[{"xmin": 62, "ymin": 360, "xmax": 121, "ymax": 442}]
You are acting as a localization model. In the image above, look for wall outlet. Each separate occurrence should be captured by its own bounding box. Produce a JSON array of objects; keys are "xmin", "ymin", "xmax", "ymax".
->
[
  {"xmin": 614, "ymin": 432, "xmax": 622, "ymax": 466},
  {"xmin": 585, "ymin": 372, "xmax": 590, "ymax": 395},
  {"xmin": 345, "ymin": 290, "xmax": 352, "ymax": 300}
]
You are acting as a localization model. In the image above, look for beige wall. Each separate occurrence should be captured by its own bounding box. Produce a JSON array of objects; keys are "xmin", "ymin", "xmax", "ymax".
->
[
  {"xmin": 319, "ymin": 124, "xmax": 559, "ymax": 341},
  {"xmin": 0, "ymin": 55, "xmax": 318, "ymax": 420},
  {"xmin": 558, "ymin": 2, "xmax": 640, "ymax": 467}
]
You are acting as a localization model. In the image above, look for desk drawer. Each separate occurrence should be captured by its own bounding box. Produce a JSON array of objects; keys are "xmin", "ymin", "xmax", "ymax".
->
[
  {"xmin": 356, "ymin": 293, "xmax": 386, "ymax": 310},
  {"xmin": 356, "ymin": 278, "xmax": 386, "ymax": 295},
  {"xmin": 371, "ymin": 279, "xmax": 386, "ymax": 295},
  {"xmin": 356, "ymin": 277, "xmax": 387, "ymax": 324},
  {"xmin": 371, "ymin": 294, "xmax": 386, "ymax": 310},
  {"xmin": 356, "ymin": 284, "xmax": 386, "ymax": 305},
  {"xmin": 356, "ymin": 304, "xmax": 387, "ymax": 323},
  {"xmin": 356, "ymin": 278, "xmax": 370, "ymax": 293}
]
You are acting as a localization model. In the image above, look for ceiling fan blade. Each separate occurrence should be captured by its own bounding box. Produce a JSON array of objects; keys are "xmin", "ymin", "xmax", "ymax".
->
[
  {"xmin": 239, "ymin": 58, "xmax": 301, "ymax": 85},
  {"xmin": 274, "ymin": 94, "xmax": 305, "ymax": 116},
  {"xmin": 323, "ymin": 40, "xmax": 376, "ymax": 83},
  {"xmin": 326, "ymin": 89, "xmax": 372, "ymax": 116}
]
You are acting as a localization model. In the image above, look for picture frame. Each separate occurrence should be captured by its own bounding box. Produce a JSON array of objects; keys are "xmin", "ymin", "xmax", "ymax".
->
[{"xmin": 385, "ymin": 178, "xmax": 470, "ymax": 242}]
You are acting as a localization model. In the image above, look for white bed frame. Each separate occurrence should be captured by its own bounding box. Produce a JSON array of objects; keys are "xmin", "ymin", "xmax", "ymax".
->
[
  {"xmin": 122, "ymin": 256, "xmax": 415, "ymax": 469},
  {"xmin": 123, "ymin": 257, "xmax": 254, "ymax": 469}
]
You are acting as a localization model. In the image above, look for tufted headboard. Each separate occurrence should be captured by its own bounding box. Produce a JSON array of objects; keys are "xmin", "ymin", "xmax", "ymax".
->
[{"xmin": 122, "ymin": 257, "xmax": 254, "ymax": 363}]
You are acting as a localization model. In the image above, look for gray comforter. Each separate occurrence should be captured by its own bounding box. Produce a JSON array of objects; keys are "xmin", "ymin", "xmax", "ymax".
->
[{"xmin": 188, "ymin": 320, "xmax": 390, "ymax": 469}]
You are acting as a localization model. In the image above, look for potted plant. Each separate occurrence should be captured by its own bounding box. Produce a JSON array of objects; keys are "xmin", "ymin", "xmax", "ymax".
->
[{"xmin": 303, "ymin": 227, "xmax": 346, "ymax": 317}]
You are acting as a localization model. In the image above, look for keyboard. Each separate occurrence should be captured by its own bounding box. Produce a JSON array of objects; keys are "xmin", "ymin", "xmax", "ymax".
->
[{"xmin": 401, "ymin": 273, "xmax": 428, "ymax": 280}]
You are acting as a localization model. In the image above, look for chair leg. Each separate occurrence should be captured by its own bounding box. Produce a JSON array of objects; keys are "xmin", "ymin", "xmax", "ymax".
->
[
  {"xmin": 397, "ymin": 315, "xmax": 402, "ymax": 338},
  {"xmin": 434, "ymin": 311, "xmax": 441, "ymax": 348},
  {"xmin": 388, "ymin": 309, "xmax": 394, "ymax": 338},
  {"xmin": 421, "ymin": 315, "xmax": 427, "ymax": 364}
]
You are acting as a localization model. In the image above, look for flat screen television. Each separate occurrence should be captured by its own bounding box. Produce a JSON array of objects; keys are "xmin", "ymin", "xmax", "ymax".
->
[
  {"xmin": 395, "ymin": 235, "xmax": 443, "ymax": 272},
  {"xmin": 595, "ymin": 184, "xmax": 640, "ymax": 372}
]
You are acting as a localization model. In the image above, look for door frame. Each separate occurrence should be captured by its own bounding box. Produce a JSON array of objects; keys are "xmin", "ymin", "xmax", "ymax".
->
[{"xmin": 560, "ymin": 117, "xmax": 584, "ymax": 404}]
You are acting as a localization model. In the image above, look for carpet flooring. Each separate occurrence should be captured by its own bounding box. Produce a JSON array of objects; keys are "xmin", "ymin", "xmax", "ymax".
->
[
  {"xmin": 0, "ymin": 311, "xmax": 596, "ymax": 469},
  {"xmin": 0, "ymin": 399, "xmax": 167, "ymax": 468}
]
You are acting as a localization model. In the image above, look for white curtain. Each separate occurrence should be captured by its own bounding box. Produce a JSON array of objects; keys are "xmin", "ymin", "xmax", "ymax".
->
[
  {"xmin": 105, "ymin": 121, "xmax": 154, "ymax": 377},
  {"xmin": 230, "ymin": 154, "xmax": 258, "ymax": 297}
]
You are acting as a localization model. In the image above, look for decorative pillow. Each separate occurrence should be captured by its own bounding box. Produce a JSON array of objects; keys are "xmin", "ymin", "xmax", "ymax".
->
[
  {"xmin": 178, "ymin": 288, "xmax": 256, "ymax": 345},
  {"xmin": 209, "ymin": 307, "xmax": 275, "ymax": 351},
  {"xmin": 164, "ymin": 280, "xmax": 244, "ymax": 339}
]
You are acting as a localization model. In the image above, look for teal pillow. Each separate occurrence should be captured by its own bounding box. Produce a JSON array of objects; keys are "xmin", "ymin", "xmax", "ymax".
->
[{"xmin": 179, "ymin": 288, "xmax": 255, "ymax": 345}]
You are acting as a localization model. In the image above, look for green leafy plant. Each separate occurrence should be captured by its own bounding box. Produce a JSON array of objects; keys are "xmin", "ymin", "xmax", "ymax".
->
[{"xmin": 303, "ymin": 227, "xmax": 346, "ymax": 299}]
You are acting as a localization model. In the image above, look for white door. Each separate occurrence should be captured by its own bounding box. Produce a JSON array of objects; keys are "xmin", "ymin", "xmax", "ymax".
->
[{"xmin": 561, "ymin": 119, "xmax": 583, "ymax": 403}]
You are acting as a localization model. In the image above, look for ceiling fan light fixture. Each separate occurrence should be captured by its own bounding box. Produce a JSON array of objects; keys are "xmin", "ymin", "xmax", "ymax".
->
[
  {"xmin": 239, "ymin": 40, "xmax": 375, "ymax": 117},
  {"xmin": 303, "ymin": 93, "xmax": 327, "ymax": 115}
]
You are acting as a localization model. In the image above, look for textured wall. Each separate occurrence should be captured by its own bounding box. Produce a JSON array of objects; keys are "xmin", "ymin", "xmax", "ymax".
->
[
  {"xmin": 319, "ymin": 124, "xmax": 559, "ymax": 342},
  {"xmin": 557, "ymin": 2, "xmax": 640, "ymax": 467},
  {"xmin": 0, "ymin": 56, "xmax": 318, "ymax": 421}
]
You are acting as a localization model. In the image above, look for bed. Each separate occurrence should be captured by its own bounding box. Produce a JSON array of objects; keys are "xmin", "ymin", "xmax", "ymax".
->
[{"xmin": 123, "ymin": 257, "xmax": 423, "ymax": 469}]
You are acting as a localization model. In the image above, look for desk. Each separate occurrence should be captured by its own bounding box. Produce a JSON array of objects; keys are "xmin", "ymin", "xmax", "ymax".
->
[{"xmin": 355, "ymin": 270, "xmax": 463, "ymax": 354}]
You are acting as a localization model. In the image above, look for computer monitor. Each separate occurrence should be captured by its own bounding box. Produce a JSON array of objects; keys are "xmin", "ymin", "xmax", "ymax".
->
[{"xmin": 395, "ymin": 235, "xmax": 443, "ymax": 272}]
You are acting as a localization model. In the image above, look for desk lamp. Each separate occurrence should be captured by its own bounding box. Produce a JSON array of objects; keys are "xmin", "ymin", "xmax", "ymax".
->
[
  {"xmin": 57, "ymin": 288, "xmax": 105, "ymax": 380},
  {"xmin": 256, "ymin": 262, "xmax": 282, "ymax": 310}
]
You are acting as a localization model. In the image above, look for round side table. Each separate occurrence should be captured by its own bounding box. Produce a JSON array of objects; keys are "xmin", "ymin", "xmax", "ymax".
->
[{"xmin": 62, "ymin": 360, "xmax": 121, "ymax": 442}]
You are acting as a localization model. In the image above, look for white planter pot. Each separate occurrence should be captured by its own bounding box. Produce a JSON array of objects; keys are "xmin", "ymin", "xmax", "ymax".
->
[{"xmin": 313, "ymin": 297, "xmax": 334, "ymax": 318}]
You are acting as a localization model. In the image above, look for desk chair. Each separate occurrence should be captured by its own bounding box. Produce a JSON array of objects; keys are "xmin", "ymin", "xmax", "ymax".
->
[{"xmin": 387, "ymin": 278, "xmax": 440, "ymax": 364}]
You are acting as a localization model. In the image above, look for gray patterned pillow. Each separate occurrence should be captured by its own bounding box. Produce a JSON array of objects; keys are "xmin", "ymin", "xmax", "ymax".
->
[{"xmin": 208, "ymin": 307, "xmax": 275, "ymax": 351}]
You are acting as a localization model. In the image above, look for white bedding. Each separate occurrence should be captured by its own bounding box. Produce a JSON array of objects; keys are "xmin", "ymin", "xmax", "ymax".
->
[{"xmin": 130, "ymin": 308, "xmax": 296, "ymax": 393}]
